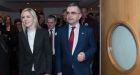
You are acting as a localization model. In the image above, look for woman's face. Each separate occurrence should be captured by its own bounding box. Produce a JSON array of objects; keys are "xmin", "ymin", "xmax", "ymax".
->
[
  {"xmin": 16, "ymin": 21, "xmax": 22, "ymax": 31},
  {"xmin": 21, "ymin": 11, "xmax": 34, "ymax": 28},
  {"xmin": 5, "ymin": 16, "xmax": 11, "ymax": 24}
]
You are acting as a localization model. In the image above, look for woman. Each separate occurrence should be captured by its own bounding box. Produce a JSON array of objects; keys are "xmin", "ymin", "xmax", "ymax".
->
[
  {"xmin": 18, "ymin": 8, "xmax": 52, "ymax": 75},
  {"xmin": 3, "ymin": 16, "xmax": 13, "ymax": 49}
]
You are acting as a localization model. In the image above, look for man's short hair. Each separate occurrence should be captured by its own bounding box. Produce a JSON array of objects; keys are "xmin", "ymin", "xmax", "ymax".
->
[
  {"xmin": 67, "ymin": 3, "xmax": 81, "ymax": 13},
  {"xmin": 47, "ymin": 15, "xmax": 57, "ymax": 22}
]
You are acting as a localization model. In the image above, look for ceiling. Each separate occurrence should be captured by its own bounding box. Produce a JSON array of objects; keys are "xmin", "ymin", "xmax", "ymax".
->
[{"xmin": 0, "ymin": 0, "xmax": 99, "ymax": 12}]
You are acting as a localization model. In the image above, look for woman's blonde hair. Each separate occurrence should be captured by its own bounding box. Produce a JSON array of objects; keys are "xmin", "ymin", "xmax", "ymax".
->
[{"xmin": 21, "ymin": 8, "xmax": 40, "ymax": 32}]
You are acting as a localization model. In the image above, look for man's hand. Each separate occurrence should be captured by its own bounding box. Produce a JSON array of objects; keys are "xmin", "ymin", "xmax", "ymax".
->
[{"xmin": 77, "ymin": 52, "xmax": 86, "ymax": 62}]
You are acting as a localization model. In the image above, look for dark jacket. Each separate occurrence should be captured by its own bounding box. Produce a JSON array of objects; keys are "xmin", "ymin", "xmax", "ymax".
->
[
  {"xmin": 18, "ymin": 28, "xmax": 52, "ymax": 75},
  {"xmin": 0, "ymin": 35, "xmax": 9, "ymax": 75},
  {"xmin": 55, "ymin": 25, "xmax": 96, "ymax": 75}
]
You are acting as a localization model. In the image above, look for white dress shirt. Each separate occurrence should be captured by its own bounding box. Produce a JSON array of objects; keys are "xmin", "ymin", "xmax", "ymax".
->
[
  {"xmin": 69, "ymin": 23, "xmax": 80, "ymax": 55},
  {"xmin": 27, "ymin": 29, "xmax": 36, "ymax": 71}
]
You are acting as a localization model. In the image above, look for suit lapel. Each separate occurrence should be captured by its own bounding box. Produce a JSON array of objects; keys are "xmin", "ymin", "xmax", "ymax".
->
[
  {"xmin": 64, "ymin": 25, "xmax": 71, "ymax": 53},
  {"xmin": 21, "ymin": 31, "xmax": 32, "ymax": 54},
  {"xmin": 33, "ymin": 28, "xmax": 40, "ymax": 55},
  {"xmin": 73, "ymin": 25, "xmax": 84, "ymax": 55}
]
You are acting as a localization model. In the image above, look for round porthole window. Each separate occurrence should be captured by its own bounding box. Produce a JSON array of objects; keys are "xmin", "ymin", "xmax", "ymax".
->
[{"xmin": 108, "ymin": 24, "xmax": 137, "ymax": 71}]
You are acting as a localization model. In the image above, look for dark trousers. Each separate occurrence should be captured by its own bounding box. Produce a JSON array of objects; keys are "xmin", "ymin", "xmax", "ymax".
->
[
  {"xmin": 52, "ymin": 55, "xmax": 56, "ymax": 75},
  {"xmin": 20, "ymin": 71, "xmax": 46, "ymax": 75},
  {"xmin": 30, "ymin": 71, "xmax": 37, "ymax": 75},
  {"xmin": 29, "ymin": 71, "xmax": 44, "ymax": 75}
]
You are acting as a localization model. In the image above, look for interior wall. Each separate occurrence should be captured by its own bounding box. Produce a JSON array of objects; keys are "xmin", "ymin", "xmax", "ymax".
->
[
  {"xmin": 0, "ymin": 11, "xmax": 20, "ymax": 24},
  {"xmin": 0, "ymin": 7, "xmax": 65, "ymax": 24}
]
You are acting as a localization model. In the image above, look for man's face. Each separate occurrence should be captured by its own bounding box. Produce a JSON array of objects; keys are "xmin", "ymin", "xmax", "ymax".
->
[
  {"xmin": 81, "ymin": 8, "xmax": 88, "ymax": 18},
  {"xmin": 66, "ymin": 6, "xmax": 82, "ymax": 26},
  {"xmin": 47, "ymin": 18, "xmax": 56, "ymax": 29}
]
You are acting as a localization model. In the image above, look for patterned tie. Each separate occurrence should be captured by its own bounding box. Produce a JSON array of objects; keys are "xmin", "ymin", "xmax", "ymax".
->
[{"xmin": 69, "ymin": 27, "xmax": 75, "ymax": 52}]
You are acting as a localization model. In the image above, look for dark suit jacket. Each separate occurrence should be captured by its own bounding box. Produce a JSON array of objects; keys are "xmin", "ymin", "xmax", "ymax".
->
[
  {"xmin": 55, "ymin": 24, "xmax": 97, "ymax": 75},
  {"xmin": 0, "ymin": 35, "xmax": 9, "ymax": 75},
  {"xmin": 18, "ymin": 28, "xmax": 52, "ymax": 75}
]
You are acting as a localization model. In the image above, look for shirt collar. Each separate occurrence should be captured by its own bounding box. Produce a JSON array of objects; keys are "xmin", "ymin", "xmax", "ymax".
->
[
  {"xmin": 49, "ymin": 27, "xmax": 55, "ymax": 32},
  {"xmin": 69, "ymin": 22, "xmax": 80, "ymax": 29}
]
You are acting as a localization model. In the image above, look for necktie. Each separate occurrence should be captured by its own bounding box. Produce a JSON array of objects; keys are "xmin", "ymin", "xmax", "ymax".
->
[
  {"xmin": 69, "ymin": 27, "xmax": 75, "ymax": 52},
  {"xmin": 50, "ymin": 29, "xmax": 53, "ymax": 51}
]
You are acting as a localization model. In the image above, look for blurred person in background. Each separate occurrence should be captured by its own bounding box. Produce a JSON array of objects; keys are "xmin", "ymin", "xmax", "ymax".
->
[
  {"xmin": 0, "ymin": 33, "xmax": 10, "ymax": 75},
  {"xmin": 0, "ymin": 16, "xmax": 5, "ymax": 35},
  {"xmin": 47, "ymin": 15, "xmax": 57, "ymax": 75},
  {"xmin": 38, "ymin": 12, "xmax": 48, "ymax": 29}
]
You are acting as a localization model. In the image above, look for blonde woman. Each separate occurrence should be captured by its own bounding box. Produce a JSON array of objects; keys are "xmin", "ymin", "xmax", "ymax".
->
[{"xmin": 18, "ymin": 8, "xmax": 52, "ymax": 75}]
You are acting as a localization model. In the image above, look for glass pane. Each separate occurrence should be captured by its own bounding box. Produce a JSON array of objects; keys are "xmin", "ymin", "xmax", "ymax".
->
[{"xmin": 111, "ymin": 25, "xmax": 137, "ymax": 70}]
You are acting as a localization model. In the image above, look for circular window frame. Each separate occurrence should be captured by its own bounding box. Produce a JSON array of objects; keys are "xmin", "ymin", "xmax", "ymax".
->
[{"xmin": 107, "ymin": 22, "xmax": 138, "ymax": 73}]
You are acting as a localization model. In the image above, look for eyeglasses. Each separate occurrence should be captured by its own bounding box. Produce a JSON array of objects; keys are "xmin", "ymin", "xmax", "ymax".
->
[{"xmin": 66, "ymin": 12, "xmax": 80, "ymax": 15}]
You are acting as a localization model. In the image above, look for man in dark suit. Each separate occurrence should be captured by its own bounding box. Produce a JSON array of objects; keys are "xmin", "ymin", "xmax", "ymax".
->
[
  {"xmin": 55, "ymin": 3, "xmax": 97, "ymax": 75},
  {"xmin": 46, "ymin": 15, "xmax": 58, "ymax": 75}
]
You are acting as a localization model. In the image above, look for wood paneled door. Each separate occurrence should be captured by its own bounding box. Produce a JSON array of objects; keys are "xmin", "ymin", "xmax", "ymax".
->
[{"xmin": 101, "ymin": 0, "xmax": 140, "ymax": 75}]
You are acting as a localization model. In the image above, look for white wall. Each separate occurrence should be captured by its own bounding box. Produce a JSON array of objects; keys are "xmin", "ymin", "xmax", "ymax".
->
[
  {"xmin": 43, "ymin": 7, "xmax": 65, "ymax": 23},
  {"xmin": 43, "ymin": 7, "xmax": 65, "ymax": 17},
  {"xmin": 0, "ymin": 7, "xmax": 65, "ymax": 24}
]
